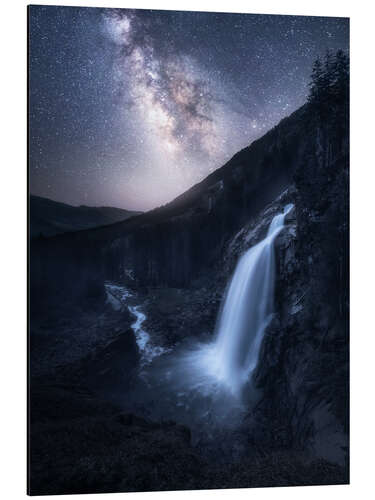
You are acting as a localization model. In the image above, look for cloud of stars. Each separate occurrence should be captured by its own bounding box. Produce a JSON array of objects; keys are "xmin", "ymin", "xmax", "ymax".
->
[
  {"xmin": 29, "ymin": 6, "xmax": 349, "ymax": 211},
  {"xmin": 103, "ymin": 10, "xmax": 219, "ymax": 157}
]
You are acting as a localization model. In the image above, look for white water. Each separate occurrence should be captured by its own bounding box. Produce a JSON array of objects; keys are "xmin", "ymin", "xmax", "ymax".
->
[
  {"xmin": 105, "ymin": 283, "xmax": 169, "ymax": 366},
  {"xmin": 206, "ymin": 203, "xmax": 294, "ymax": 394},
  {"xmin": 147, "ymin": 203, "xmax": 294, "ymax": 416},
  {"xmin": 128, "ymin": 305, "xmax": 167, "ymax": 365}
]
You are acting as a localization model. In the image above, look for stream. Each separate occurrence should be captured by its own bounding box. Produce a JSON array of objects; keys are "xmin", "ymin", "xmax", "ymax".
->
[{"xmin": 105, "ymin": 282, "xmax": 169, "ymax": 366}]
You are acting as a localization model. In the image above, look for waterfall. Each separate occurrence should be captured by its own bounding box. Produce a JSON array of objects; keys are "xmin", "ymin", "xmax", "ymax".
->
[
  {"xmin": 211, "ymin": 204, "xmax": 294, "ymax": 394},
  {"xmin": 126, "ymin": 204, "xmax": 294, "ymax": 428}
]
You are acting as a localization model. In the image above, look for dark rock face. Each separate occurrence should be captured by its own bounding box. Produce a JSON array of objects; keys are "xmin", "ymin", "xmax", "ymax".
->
[
  {"xmin": 249, "ymin": 95, "xmax": 349, "ymax": 468},
  {"xmin": 139, "ymin": 286, "xmax": 221, "ymax": 347}
]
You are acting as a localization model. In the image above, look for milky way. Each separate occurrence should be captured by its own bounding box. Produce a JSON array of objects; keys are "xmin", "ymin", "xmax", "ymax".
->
[{"xmin": 29, "ymin": 6, "xmax": 349, "ymax": 210}]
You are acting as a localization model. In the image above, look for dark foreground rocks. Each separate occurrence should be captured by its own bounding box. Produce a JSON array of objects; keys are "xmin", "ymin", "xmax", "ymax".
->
[{"xmin": 30, "ymin": 399, "xmax": 347, "ymax": 495}]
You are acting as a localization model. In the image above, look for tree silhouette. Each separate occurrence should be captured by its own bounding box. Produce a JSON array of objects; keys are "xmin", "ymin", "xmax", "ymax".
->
[{"xmin": 308, "ymin": 50, "xmax": 349, "ymax": 123}]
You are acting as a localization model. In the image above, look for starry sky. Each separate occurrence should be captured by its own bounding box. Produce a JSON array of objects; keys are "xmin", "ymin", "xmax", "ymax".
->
[{"xmin": 29, "ymin": 6, "xmax": 349, "ymax": 211}]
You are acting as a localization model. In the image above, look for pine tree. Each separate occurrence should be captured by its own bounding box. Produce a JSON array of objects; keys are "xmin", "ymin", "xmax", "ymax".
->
[
  {"xmin": 308, "ymin": 57, "xmax": 324, "ymax": 105},
  {"xmin": 308, "ymin": 50, "xmax": 349, "ymax": 123}
]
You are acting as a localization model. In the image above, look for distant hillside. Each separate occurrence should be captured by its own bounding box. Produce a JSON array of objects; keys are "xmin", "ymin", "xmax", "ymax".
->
[{"xmin": 30, "ymin": 195, "xmax": 142, "ymax": 238}]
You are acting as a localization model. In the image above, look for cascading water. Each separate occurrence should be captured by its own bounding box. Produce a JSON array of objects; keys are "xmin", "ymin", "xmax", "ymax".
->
[
  {"xmin": 114, "ymin": 204, "xmax": 294, "ymax": 430},
  {"xmin": 209, "ymin": 203, "xmax": 294, "ymax": 394}
]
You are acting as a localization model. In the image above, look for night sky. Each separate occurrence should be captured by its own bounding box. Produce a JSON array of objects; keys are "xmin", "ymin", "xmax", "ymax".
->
[{"xmin": 29, "ymin": 6, "xmax": 349, "ymax": 211}]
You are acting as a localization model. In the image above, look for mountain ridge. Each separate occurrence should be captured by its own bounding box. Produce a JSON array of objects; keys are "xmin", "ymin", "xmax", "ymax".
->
[
  {"xmin": 30, "ymin": 194, "xmax": 142, "ymax": 238},
  {"xmin": 41, "ymin": 104, "xmax": 305, "ymax": 245}
]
